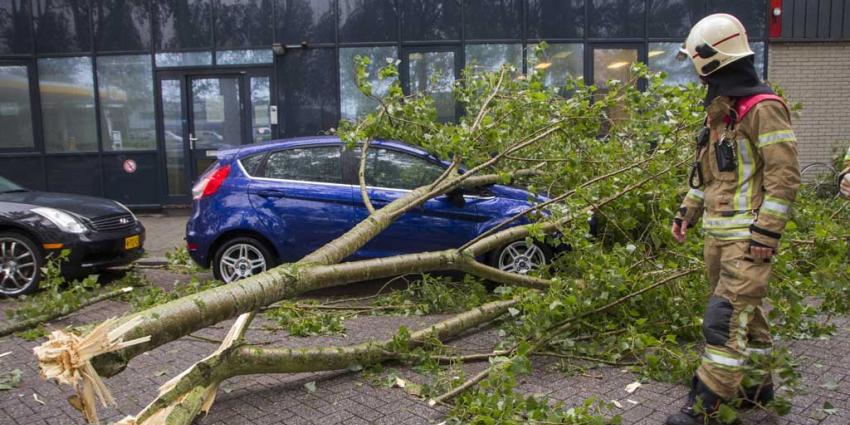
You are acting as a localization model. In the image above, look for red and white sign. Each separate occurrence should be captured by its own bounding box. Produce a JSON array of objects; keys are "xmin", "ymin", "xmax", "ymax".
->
[{"xmin": 123, "ymin": 159, "xmax": 137, "ymax": 174}]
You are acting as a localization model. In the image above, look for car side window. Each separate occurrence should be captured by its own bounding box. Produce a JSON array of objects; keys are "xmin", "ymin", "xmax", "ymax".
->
[
  {"xmin": 365, "ymin": 148, "xmax": 445, "ymax": 190},
  {"xmin": 264, "ymin": 146, "xmax": 342, "ymax": 183},
  {"xmin": 239, "ymin": 153, "xmax": 265, "ymax": 177}
]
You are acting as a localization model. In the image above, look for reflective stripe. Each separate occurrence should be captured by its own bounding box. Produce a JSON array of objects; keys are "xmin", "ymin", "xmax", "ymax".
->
[
  {"xmin": 761, "ymin": 197, "xmax": 790, "ymax": 218},
  {"xmin": 705, "ymin": 228, "xmax": 752, "ymax": 240},
  {"xmin": 735, "ymin": 139, "xmax": 755, "ymax": 211},
  {"xmin": 703, "ymin": 215, "xmax": 755, "ymax": 229},
  {"xmin": 703, "ymin": 350, "xmax": 745, "ymax": 368},
  {"xmin": 686, "ymin": 189, "xmax": 705, "ymax": 202},
  {"xmin": 757, "ymin": 130, "xmax": 796, "ymax": 148},
  {"xmin": 746, "ymin": 347, "xmax": 773, "ymax": 356}
]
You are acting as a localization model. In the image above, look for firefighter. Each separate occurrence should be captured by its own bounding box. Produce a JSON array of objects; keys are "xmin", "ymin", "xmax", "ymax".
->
[
  {"xmin": 667, "ymin": 13, "xmax": 801, "ymax": 425},
  {"xmin": 840, "ymin": 146, "xmax": 850, "ymax": 198}
]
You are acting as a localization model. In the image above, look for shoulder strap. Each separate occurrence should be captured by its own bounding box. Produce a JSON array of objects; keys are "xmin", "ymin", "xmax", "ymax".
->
[{"xmin": 733, "ymin": 94, "xmax": 788, "ymax": 123}]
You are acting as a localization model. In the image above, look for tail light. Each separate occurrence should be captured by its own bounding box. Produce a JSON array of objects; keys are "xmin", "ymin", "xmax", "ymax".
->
[{"xmin": 192, "ymin": 164, "xmax": 231, "ymax": 200}]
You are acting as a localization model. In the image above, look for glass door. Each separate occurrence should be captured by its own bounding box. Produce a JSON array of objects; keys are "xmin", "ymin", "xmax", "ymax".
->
[{"xmin": 157, "ymin": 69, "xmax": 273, "ymax": 203}]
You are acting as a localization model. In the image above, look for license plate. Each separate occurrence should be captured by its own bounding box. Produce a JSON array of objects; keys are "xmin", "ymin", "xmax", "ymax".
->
[{"xmin": 125, "ymin": 235, "xmax": 140, "ymax": 250}]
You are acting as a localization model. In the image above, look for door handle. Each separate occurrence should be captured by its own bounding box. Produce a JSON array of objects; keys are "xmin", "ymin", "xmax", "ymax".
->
[
  {"xmin": 256, "ymin": 189, "xmax": 286, "ymax": 198},
  {"xmin": 188, "ymin": 133, "xmax": 198, "ymax": 150}
]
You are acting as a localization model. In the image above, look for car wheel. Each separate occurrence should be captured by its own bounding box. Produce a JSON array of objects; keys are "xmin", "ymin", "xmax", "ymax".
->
[
  {"xmin": 490, "ymin": 240, "xmax": 551, "ymax": 275},
  {"xmin": 212, "ymin": 237, "xmax": 276, "ymax": 283},
  {"xmin": 0, "ymin": 232, "xmax": 43, "ymax": 296}
]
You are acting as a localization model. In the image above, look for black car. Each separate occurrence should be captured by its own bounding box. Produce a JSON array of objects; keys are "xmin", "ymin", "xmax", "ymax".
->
[{"xmin": 0, "ymin": 176, "xmax": 145, "ymax": 296}]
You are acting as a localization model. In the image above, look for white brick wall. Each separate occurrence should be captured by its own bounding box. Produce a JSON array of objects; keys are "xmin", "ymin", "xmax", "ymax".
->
[{"xmin": 767, "ymin": 42, "xmax": 850, "ymax": 167}]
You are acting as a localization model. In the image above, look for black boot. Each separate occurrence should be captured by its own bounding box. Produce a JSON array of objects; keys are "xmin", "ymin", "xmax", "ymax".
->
[
  {"xmin": 665, "ymin": 377, "xmax": 726, "ymax": 425},
  {"xmin": 738, "ymin": 382, "xmax": 774, "ymax": 409}
]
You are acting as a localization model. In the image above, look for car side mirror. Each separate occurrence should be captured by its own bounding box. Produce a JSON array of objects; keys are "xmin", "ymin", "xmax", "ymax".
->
[{"xmin": 446, "ymin": 188, "xmax": 466, "ymax": 208}]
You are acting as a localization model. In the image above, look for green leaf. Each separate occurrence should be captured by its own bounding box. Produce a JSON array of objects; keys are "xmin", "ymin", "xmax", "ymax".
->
[
  {"xmin": 0, "ymin": 369, "xmax": 22, "ymax": 391},
  {"xmin": 304, "ymin": 381, "xmax": 317, "ymax": 394},
  {"xmin": 822, "ymin": 401, "xmax": 837, "ymax": 415},
  {"xmin": 715, "ymin": 404, "xmax": 738, "ymax": 424}
]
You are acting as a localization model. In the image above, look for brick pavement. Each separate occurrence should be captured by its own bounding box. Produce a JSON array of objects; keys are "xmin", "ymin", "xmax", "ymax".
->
[{"xmin": 2, "ymin": 272, "xmax": 849, "ymax": 424}]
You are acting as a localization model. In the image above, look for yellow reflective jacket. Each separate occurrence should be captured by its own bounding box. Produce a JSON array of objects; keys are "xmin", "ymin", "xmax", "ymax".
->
[{"xmin": 677, "ymin": 96, "xmax": 801, "ymax": 248}]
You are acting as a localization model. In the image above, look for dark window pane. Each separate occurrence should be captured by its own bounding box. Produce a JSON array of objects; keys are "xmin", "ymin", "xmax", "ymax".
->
[
  {"xmin": 156, "ymin": 0, "xmax": 212, "ymax": 50},
  {"xmin": 276, "ymin": 0, "xmax": 334, "ymax": 44},
  {"xmin": 0, "ymin": 66, "xmax": 34, "ymax": 149},
  {"xmin": 33, "ymin": 0, "xmax": 91, "ymax": 53},
  {"xmin": 408, "ymin": 50, "xmax": 455, "ymax": 122},
  {"xmin": 0, "ymin": 0, "xmax": 33, "ymax": 54},
  {"xmin": 464, "ymin": 0, "xmax": 522, "ymax": 40},
  {"xmin": 647, "ymin": 0, "xmax": 704, "ymax": 38},
  {"xmin": 38, "ymin": 57, "xmax": 99, "ymax": 153},
  {"xmin": 340, "ymin": 46, "xmax": 397, "ymax": 120},
  {"xmin": 339, "ymin": 0, "xmax": 397, "ymax": 43},
  {"xmin": 527, "ymin": 0, "xmax": 584, "ymax": 39},
  {"xmin": 160, "ymin": 79, "xmax": 187, "ymax": 195},
  {"xmin": 530, "ymin": 43, "xmax": 584, "ymax": 88},
  {"xmin": 156, "ymin": 51, "xmax": 212, "ymax": 67},
  {"xmin": 97, "ymin": 55, "xmax": 156, "ymax": 151},
  {"xmin": 265, "ymin": 146, "xmax": 341, "ymax": 183},
  {"xmin": 365, "ymin": 148, "xmax": 444, "ymax": 190},
  {"xmin": 250, "ymin": 77, "xmax": 271, "ymax": 143},
  {"xmin": 648, "ymin": 42, "xmax": 697, "ymax": 85},
  {"xmin": 751, "ymin": 42, "xmax": 765, "ymax": 77},
  {"xmin": 402, "ymin": 0, "xmax": 460, "ymax": 41},
  {"xmin": 215, "ymin": 0, "xmax": 273, "ymax": 48},
  {"xmin": 588, "ymin": 0, "xmax": 645, "ymax": 38},
  {"xmin": 465, "ymin": 44, "xmax": 522, "ymax": 74},
  {"xmin": 708, "ymin": 0, "xmax": 766, "ymax": 39},
  {"xmin": 278, "ymin": 48, "xmax": 338, "ymax": 137},
  {"xmin": 94, "ymin": 0, "xmax": 152, "ymax": 51}
]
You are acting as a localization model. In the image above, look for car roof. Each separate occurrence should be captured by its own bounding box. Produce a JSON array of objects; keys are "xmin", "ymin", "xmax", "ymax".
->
[{"xmin": 229, "ymin": 136, "xmax": 441, "ymax": 162}]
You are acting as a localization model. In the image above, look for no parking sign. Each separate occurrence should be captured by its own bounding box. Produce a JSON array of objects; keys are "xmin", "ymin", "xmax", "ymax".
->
[{"xmin": 123, "ymin": 159, "xmax": 137, "ymax": 174}]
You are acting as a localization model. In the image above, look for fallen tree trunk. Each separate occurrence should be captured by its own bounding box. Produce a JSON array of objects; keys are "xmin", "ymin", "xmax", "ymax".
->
[{"xmin": 120, "ymin": 299, "xmax": 517, "ymax": 425}]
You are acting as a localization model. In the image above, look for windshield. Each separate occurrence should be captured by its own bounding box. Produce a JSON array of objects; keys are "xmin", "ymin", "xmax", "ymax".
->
[{"xmin": 0, "ymin": 176, "xmax": 25, "ymax": 193}]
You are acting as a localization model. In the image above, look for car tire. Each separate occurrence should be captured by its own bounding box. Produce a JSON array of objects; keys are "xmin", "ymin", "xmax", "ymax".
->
[
  {"xmin": 488, "ymin": 239, "xmax": 552, "ymax": 276},
  {"xmin": 0, "ymin": 231, "xmax": 43, "ymax": 297},
  {"xmin": 212, "ymin": 236, "xmax": 277, "ymax": 283}
]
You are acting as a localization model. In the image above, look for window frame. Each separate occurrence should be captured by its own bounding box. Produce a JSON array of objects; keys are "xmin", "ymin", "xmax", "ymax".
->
[
  {"xmin": 252, "ymin": 144, "xmax": 346, "ymax": 186},
  {"xmin": 0, "ymin": 59, "xmax": 41, "ymax": 153}
]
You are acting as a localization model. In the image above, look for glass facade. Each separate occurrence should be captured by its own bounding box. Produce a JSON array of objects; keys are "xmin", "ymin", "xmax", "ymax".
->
[{"xmin": 0, "ymin": 0, "xmax": 773, "ymax": 205}]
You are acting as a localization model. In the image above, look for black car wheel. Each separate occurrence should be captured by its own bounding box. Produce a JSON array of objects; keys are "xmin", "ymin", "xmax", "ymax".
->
[
  {"xmin": 212, "ymin": 237, "xmax": 277, "ymax": 283},
  {"xmin": 489, "ymin": 240, "xmax": 551, "ymax": 275},
  {"xmin": 0, "ymin": 232, "xmax": 43, "ymax": 296}
]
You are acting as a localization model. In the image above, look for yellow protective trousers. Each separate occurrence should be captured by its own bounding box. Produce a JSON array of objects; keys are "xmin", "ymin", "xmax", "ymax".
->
[{"xmin": 696, "ymin": 237, "xmax": 773, "ymax": 400}]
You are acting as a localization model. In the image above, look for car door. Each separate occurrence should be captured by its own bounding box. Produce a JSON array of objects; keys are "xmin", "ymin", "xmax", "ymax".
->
[
  {"xmin": 247, "ymin": 145, "xmax": 355, "ymax": 261},
  {"xmin": 350, "ymin": 146, "xmax": 489, "ymax": 258}
]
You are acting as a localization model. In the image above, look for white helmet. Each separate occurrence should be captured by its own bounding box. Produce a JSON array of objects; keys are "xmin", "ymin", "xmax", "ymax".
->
[{"xmin": 676, "ymin": 13, "xmax": 754, "ymax": 76}]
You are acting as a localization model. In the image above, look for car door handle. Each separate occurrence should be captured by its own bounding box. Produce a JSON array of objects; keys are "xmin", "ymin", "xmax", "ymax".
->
[{"xmin": 256, "ymin": 189, "xmax": 286, "ymax": 198}]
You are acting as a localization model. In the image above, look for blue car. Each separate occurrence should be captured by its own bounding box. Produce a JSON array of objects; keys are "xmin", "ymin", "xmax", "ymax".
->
[{"xmin": 186, "ymin": 136, "xmax": 557, "ymax": 283}]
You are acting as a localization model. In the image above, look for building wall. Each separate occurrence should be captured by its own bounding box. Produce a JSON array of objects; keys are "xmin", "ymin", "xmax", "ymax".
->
[{"xmin": 767, "ymin": 42, "xmax": 850, "ymax": 167}]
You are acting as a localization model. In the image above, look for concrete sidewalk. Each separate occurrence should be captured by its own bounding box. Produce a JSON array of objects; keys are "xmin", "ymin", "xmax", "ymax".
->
[{"xmin": 137, "ymin": 210, "xmax": 190, "ymax": 265}]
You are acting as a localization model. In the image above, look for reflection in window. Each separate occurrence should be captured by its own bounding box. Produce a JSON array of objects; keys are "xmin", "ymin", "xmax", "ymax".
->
[
  {"xmin": 464, "ymin": 0, "xmax": 521, "ymax": 40},
  {"xmin": 588, "ymin": 0, "xmax": 645, "ymax": 38},
  {"xmin": 32, "ymin": 0, "xmax": 92, "ymax": 53},
  {"xmin": 527, "ymin": 0, "xmax": 584, "ymax": 39},
  {"xmin": 155, "ymin": 0, "xmax": 212, "ymax": 50},
  {"xmin": 97, "ymin": 55, "xmax": 156, "ymax": 151},
  {"xmin": 276, "ymin": 0, "xmax": 335, "ymax": 44},
  {"xmin": 648, "ymin": 42, "xmax": 697, "ymax": 86},
  {"xmin": 339, "ymin": 0, "xmax": 397, "ymax": 43},
  {"xmin": 402, "ymin": 0, "xmax": 461, "ymax": 41},
  {"xmin": 340, "ymin": 47, "xmax": 397, "ymax": 120},
  {"xmin": 364, "ymin": 148, "xmax": 445, "ymax": 190},
  {"xmin": 38, "ymin": 57, "xmax": 98, "ymax": 153},
  {"xmin": 216, "ymin": 49, "xmax": 273, "ymax": 65},
  {"xmin": 530, "ymin": 43, "xmax": 584, "ymax": 88},
  {"xmin": 465, "ymin": 44, "xmax": 522, "ymax": 74},
  {"xmin": 593, "ymin": 48, "xmax": 638, "ymax": 86},
  {"xmin": 160, "ymin": 79, "xmax": 187, "ymax": 195},
  {"xmin": 215, "ymin": 0, "xmax": 273, "ymax": 47},
  {"xmin": 751, "ymin": 42, "xmax": 765, "ymax": 78},
  {"xmin": 0, "ymin": 0, "xmax": 33, "ymax": 54},
  {"xmin": 265, "ymin": 147, "xmax": 341, "ymax": 183},
  {"xmin": 409, "ymin": 51, "xmax": 455, "ymax": 122},
  {"xmin": 155, "ymin": 51, "xmax": 213, "ymax": 67},
  {"xmin": 708, "ymin": 0, "xmax": 766, "ymax": 39},
  {"xmin": 0, "ymin": 66, "xmax": 34, "ymax": 149},
  {"xmin": 647, "ymin": 0, "xmax": 703, "ymax": 38},
  {"xmin": 278, "ymin": 48, "xmax": 338, "ymax": 137},
  {"xmin": 94, "ymin": 0, "xmax": 152, "ymax": 51},
  {"xmin": 250, "ymin": 77, "xmax": 272, "ymax": 143},
  {"xmin": 191, "ymin": 77, "xmax": 242, "ymax": 149}
]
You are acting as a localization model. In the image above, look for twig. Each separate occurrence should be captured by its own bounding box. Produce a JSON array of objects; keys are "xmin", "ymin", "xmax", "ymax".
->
[{"xmin": 535, "ymin": 351, "xmax": 638, "ymax": 366}]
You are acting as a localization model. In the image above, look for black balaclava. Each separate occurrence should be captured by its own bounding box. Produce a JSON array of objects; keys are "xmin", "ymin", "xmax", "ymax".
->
[{"xmin": 701, "ymin": 55, "xmax": 773, "ymax": 107}]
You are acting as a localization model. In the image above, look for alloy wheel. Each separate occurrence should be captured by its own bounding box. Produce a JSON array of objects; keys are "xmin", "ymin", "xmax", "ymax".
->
[
  {"xmin": 0, "ymin": 237, "xmax": 38, "ymax": 295},
  {"xmin": 218, "ymin": 243, "xmax": 267, "ymax": 283},
  {"xmin": 497, "ymin": 241, "xmax": 546, "ymax": 275}
]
